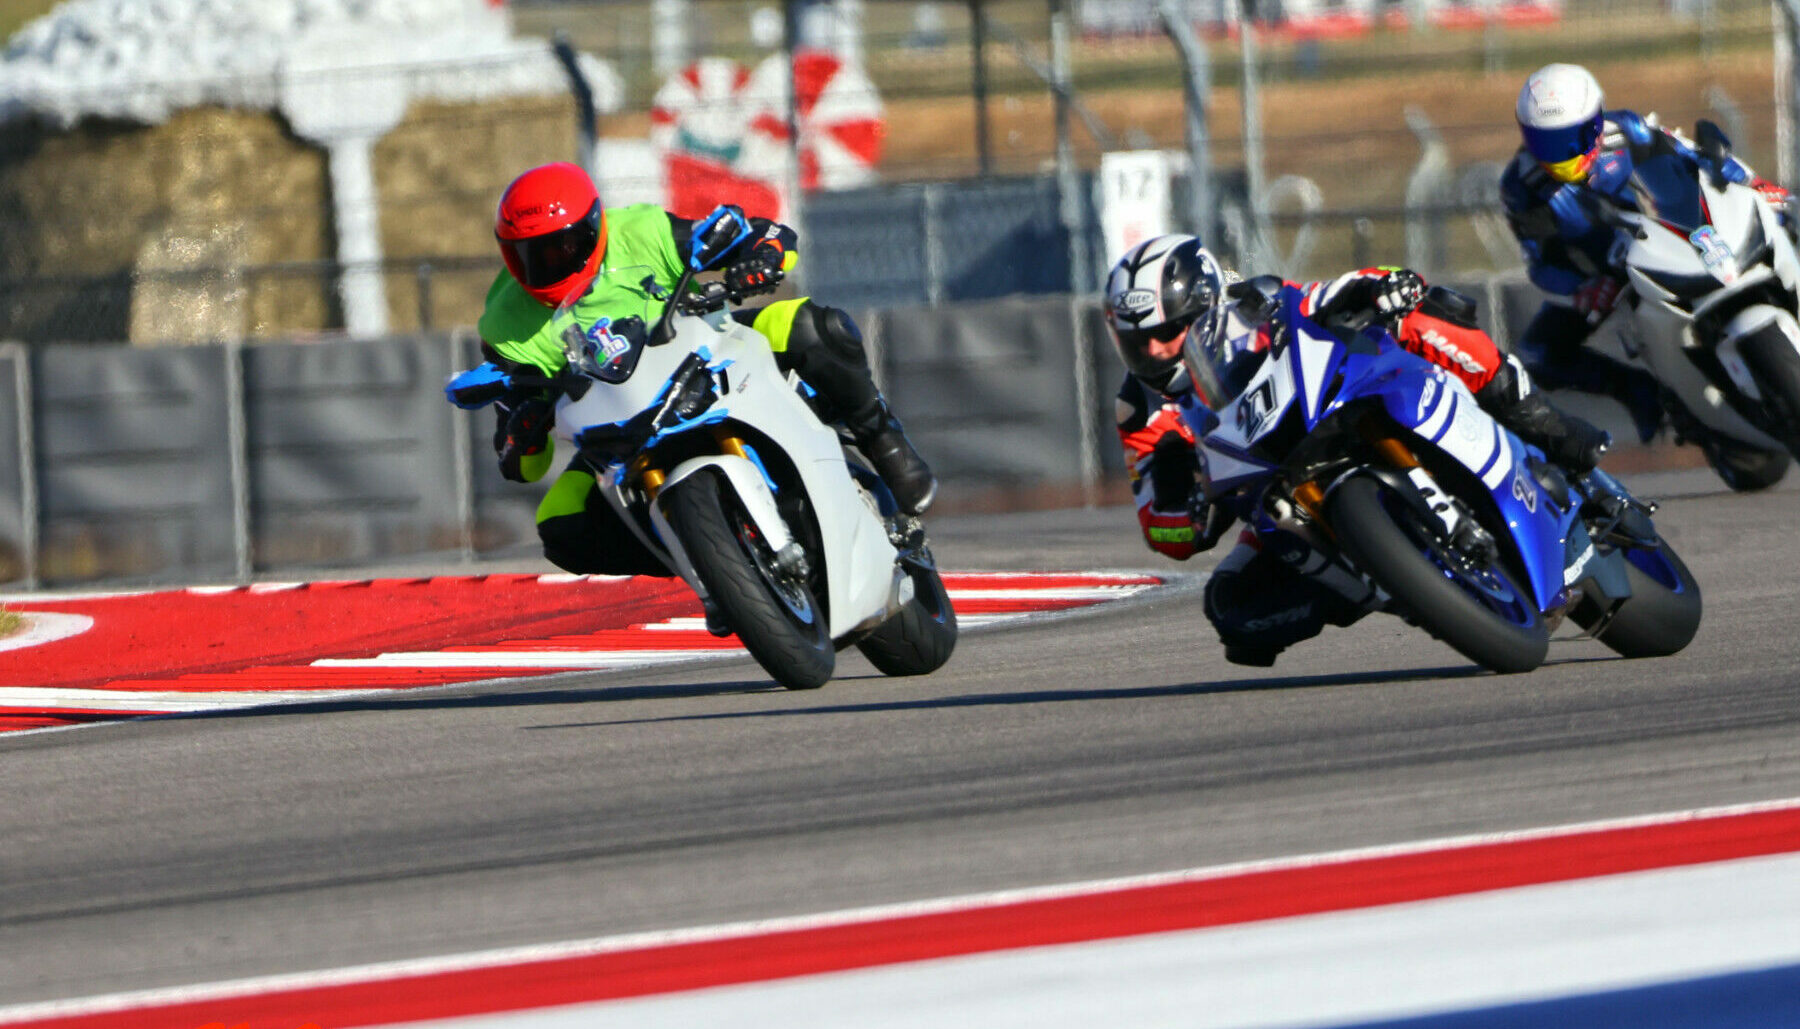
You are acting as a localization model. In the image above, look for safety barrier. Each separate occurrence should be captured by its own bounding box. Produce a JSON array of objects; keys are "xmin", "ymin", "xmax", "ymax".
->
[{"xmin": 0, "ymin": 273, "xmax": 1641, "ymax": 588}]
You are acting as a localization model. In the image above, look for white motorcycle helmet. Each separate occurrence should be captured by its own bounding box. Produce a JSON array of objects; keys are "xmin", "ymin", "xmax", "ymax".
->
[
  {"xmin": 1517, "ymin": 63, "xmax": 1606, "ymax": 185},
  {"xmin": 1105, "ymin": 234, "xmax": 1227, "ymax": 396}
]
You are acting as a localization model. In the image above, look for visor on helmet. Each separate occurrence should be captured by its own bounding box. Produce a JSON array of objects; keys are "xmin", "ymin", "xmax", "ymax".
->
[
  {"xmin": 1114, "ymin": 319, "xmax": 1188, "ymax": 381},
  {"xmin": 499, "ymin": 199, "xmax": 602, "ymax": 289},
  {"xmin": 1523, "ymin": 111, "xmax": 1605, "ymax": 182}
]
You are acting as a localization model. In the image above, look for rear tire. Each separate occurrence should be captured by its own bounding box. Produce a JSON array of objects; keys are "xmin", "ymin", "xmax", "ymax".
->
[
  {"xmin": 1736, "ymin": 323, "xmax": 1800, "ymax": 460},
  {"xmin": 662, "ymin": 472, "xmax": 834, "ymax": 690},
  {"xmin": 1574, "ymin": 545, "xmax": 1702, "ymax": 658},
  {"xmin": 1327, "ymin": 475, "xmax": 1548, "ymax": 674},
  {"xmin": 855, "ymin": 553, "xmax": 958, "ymax": 676}
]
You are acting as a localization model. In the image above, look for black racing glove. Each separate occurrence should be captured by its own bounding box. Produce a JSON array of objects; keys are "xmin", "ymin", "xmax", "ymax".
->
[
  {"xmin": 494, "ymin": 395, "xmax": 554, "ymax": 483},
  {"xmin": 1316, "ymin": 267, "xmax": 1427, "ymax": 324},
  {"xmin": 724, "ymin": 243, "xmax": 785, "ymax": 299}
]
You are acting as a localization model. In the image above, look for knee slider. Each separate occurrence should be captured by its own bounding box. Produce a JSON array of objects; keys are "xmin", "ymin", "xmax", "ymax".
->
[{"xmin": 808, "ymin": 302, "xmax": 868, "ymax": 363}]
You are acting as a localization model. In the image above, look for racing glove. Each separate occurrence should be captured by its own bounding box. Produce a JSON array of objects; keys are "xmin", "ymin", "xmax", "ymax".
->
[
  {"xmin": 1571, "ymin": 275, "xmax": 1623, "ymax": 324},
  {"xmin": 494, "ymin": 395, "xmax": 554, "ymax": 483},
  {"xmin": 1313, "ymin": 267, "xmax": 1427, "ymax": 324},
  {"xmin": 445, "ymin": 361, "xmax": 513, "ymax": 410},
  {"xmin": 724, "ymin": 235, "xmax": 788, "ymax": 298},
  {"xmin": 1136, "ymin": 432, "xmax": 1204, "ymax": 560}
]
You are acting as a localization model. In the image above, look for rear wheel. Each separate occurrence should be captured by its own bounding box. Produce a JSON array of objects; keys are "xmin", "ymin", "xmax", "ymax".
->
[
  {"xmin": 1573, "ymin": 544, "xmax": 1702, "ymax": 658},
  {"xmin": 855, "ymin": 552, "xmax": 958, "ymax": 676},
  {"xmin": 662, "ymin": 472, "xmax": 834, "ymax": 690},
  {"xmin": 1327, "ymin": 475, "xmax": 1548, "ymax": 674}
]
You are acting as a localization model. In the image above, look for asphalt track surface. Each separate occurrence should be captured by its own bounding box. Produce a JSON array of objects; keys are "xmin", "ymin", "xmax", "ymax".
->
[{"xmin": 3, "ymin": 467, "xmax": 1799, "ymax": 1007}]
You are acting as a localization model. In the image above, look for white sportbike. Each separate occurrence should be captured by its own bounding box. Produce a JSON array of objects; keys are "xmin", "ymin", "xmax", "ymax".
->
[
  {"xmin": 547, "ymin": 213, "xmax": 956, "ymax": 689},
  {"xmin": 1594, "ymin": 121, "xmax": 1800, "ymax": 490}
]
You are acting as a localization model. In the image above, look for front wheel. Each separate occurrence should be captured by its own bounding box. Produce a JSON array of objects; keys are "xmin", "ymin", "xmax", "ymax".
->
[
  {"xmin": 1700, "ymin": 433, "xmax": 1790, "ymax": 492},
  {"xmin": 661, "ymin": 471, "xmax": 835, "ymax": 690},
  {"xmin": 1573, "ymin": 544, "xmax": 1702, "ymax": 658},
  {"xmin": 1327, "ymin": 475, "xmax": 1549, "ymax": 674},
  {"xmin": 855, "ymin": 552, "xmax": 958, "ymax": 676},
  {"xmin": 1736, "ymin": 322, "xmax": 1800, "ymax": 459}
]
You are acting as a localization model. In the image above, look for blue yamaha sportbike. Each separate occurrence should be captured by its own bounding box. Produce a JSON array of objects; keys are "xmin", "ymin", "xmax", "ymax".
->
[{"xmin": 1180, "ymin": 287, "xmax": 1701, "ymax": 673}]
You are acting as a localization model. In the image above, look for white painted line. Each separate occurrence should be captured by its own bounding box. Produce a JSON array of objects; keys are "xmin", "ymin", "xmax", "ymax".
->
[
  {"xmin": 0, "ymin": 686, "xmax": 337, "ymax": 712},
  {"xmin": 513, "ymin": 853, "xmax": 1800, "ymax": 1029},
  {"xmin": 3, "ymin": 797, "xmax": 1795, "ymax": 1028},
  {"xmin": 0, "ymin": 613, "xmax": 94, "ymax": 654},
  {"xmin": 945, "ymin": 586, "xmax": 1155, "ymax": 601},
  {"xmin": 312, "ymin": 651, "xmax": 733, "ymax": 669}
]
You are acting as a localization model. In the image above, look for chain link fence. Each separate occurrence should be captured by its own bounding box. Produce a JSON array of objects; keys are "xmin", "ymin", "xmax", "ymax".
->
[{"xmin": 0, "ymin": 0, "xmax": 1785, "ymax": 344}]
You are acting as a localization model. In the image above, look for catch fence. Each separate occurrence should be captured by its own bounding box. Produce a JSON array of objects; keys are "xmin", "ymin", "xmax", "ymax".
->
[{"xmin": 0, "ymin": 0, "xmax": 1789, "ymax": 344}]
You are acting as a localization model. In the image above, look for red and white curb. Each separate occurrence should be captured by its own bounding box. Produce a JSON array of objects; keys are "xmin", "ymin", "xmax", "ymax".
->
[
  {"xmin": 0, "ymin": 572, "xmax": 1164, "ymax": 735},
  {"xmin": 1, "ymin": 798, "xmax": 1796, "ymax": 1028}
]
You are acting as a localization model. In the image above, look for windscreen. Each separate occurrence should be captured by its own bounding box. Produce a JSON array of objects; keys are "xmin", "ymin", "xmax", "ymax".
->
[{"xmin": 1629, "ymin": 152, "xmax": 1705, "ymax": 231}]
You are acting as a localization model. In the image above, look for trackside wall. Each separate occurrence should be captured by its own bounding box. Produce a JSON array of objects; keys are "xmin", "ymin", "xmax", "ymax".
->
[{"xmin": 0, "ymin": 276, "xmax": 1647, "ymax": 587}]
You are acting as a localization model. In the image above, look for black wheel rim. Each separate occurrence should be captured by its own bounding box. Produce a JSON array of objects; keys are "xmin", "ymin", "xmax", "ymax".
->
[
  {"xmin": 1382, "ymin": 490, "xmax": 1537, "ymax": 628},
  {"xmin": 728, "ymin": 504, "xmax": 817, "ymax": 627}
]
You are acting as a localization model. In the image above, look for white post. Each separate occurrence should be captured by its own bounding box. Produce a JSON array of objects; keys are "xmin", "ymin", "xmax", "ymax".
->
[
  {"xmin": 7, "ymin": 344, "xmax": 36, "ymax": 590},
  {"xmin": 1777, "ymin": 0, "xmax": 1798, "ymax": 186},
  {"xmin": 653, "ymin": 0, "xmax": 690, "ymax": 76},
  {"xmin": 325, "ymin": 136, "xmax": 390, "ymax": 338}
]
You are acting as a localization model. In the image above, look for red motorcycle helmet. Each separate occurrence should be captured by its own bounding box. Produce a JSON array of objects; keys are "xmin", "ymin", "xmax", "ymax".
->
[{"xmin": 494, "ymin": 162, "xmax": 607, "ymax": 307}]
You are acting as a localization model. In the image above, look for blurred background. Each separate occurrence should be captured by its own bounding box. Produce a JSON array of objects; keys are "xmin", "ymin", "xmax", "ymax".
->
[{"xmin": 0, "ymin": 0, "xmax": 1789, "ymax": 587}]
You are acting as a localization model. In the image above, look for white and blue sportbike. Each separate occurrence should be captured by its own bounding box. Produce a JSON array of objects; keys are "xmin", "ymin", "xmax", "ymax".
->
[
  {"xmin": 547, "ymin": 212, "xmax": 956, "ymax": 690},
  {"xmin": 1587, "ymin": 121, "xmax": 1800, "ymax": 490},
  {"xmin": 1183, "ymin": 286, "xmax": 1701, "ymax": 674}
]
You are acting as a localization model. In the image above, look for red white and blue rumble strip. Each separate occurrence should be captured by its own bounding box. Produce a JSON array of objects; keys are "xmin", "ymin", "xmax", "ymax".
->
[
  {"xmin": 0, "ymin": 572, "xmax": 1163, "ymax": 735},
  {"xmin": 1, "ymin": 799, "xmax": 1796, "ymax": 1028}
]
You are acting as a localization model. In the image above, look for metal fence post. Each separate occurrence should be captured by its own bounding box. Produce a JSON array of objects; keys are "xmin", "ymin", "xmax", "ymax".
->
[
  {"xmin": 1776, "ymin": 0, "xmax": 1800, "ymax": 186},
  {"xmin": 1069, "ymin": 293, "xmax": 1101, "ymax": 506},
  {"xmin": 1404, "ymin": 106, "xmax": 1451, "ymax": 277},
  {"xmin": 1159, "ymin": 0, "xmax": 1213, "ymax": 244},
  {"xmin": 223, "ymin": 341, "xmax": 252, "ymax": 583},
  {"xmin": 9, "ymin": 344, "xmax": 37, "ymax": 589},
  {"xmin": 1049, "ymin": 0, "xmax": 1092, "ymax": 295},
  {"xmin": 1232, "ymin": 0, "xmax": 1270, "ymax": 270},
  {"xmin": 923, "ymin": 184, "xmax": 946, "ymax": 306},
  {"xmin": 449, "ymin": 330, "xmax": 477, "ymax": 564}
]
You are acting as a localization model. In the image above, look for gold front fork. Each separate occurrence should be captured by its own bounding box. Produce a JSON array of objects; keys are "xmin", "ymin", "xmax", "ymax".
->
[
  {"xmin": 1291, "ymin": 426, "xmax": 1419, "ymax": 523},
  {"xmin": 629, "ymin": 429, "xmax": 750, "ymax": 500}
]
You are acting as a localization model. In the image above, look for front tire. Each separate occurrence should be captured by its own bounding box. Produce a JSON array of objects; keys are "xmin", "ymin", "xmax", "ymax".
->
[
  {"xmin": 1700, "ymin": 434, "xmax": 1790, "ymax": 492},
  {"xmin": 856, "ymin": 553, "xmax": 958, "ymax": 676},
  {"xmin": 1327, "ymin": 475, "xmax": 1549, "ymax": 674},
  {"xmin": 661, "ymin": 472, "xmax": 834, "ymax": 690},
  {"xmin": 1737, "ymin": 323, "xmax": 1800, "ymax": 460},
  {"xmin": 1574, "ymin": 545, "xmax": 1702, "ymax": 658}
]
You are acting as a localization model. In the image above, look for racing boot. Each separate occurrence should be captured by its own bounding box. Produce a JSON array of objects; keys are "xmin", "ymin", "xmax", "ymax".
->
[
  {"xmin": 1477, "ymin": 357, "xmax": 1612, "ymax": 473},
  {"xmin": 847, "ymin": 398, "xmax": 938, "ymax": 516}
]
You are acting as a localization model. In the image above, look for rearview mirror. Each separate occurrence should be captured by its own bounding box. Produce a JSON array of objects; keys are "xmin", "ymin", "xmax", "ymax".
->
[{"xmin": 1695, "ymin": 119, "xmax": 1732, "ymax": 161}]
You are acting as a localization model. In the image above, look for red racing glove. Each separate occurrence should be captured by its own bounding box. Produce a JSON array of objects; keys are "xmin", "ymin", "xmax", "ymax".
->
[
  {"xmin": 1139, "ymin": 506, "xmax": 1200, "ymax": 560},
  {"xmin": 1571, "ymin": 275, "xmax": 1623, "ymax": 324}
]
